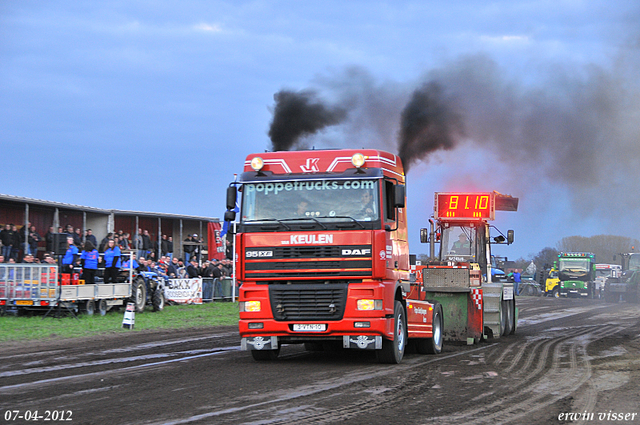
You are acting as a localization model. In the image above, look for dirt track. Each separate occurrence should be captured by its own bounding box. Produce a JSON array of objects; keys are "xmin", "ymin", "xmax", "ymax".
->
[{"xmin": 1, "ymin": 297, "xmax": 640, "ymax": 425}]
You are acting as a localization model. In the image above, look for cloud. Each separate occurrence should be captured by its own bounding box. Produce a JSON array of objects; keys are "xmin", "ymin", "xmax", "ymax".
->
[{"xmin": 193, "ymin": 23, "xmax": 223, "ymax": 33}]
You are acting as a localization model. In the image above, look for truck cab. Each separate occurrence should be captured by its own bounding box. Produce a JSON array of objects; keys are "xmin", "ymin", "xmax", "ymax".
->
[
  {"xmin": 226, "ymin": 149, "xmax": 441, "ymax": 363},
  {"xmin": 557, "ymin": 252, "xmax": 596, "ymax": 298}
]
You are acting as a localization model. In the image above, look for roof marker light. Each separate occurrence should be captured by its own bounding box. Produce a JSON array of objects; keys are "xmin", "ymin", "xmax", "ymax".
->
[
  {"xmin": 250, "ymin": 157, "xmax": 264, "ymax": 171},
  {"xmin": 352, "ymin": 153, "xmax": 366, "ymax": 168}
]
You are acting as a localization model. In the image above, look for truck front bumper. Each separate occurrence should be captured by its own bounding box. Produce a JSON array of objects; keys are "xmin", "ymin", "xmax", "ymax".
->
[{"xmin": 239, "ymin": 317, "xmax": 389, "ymax": 351}]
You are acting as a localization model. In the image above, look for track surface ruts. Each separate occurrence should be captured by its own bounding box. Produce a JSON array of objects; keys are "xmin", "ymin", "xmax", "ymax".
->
[{"xmin": 1, "ymin": 297, "xmax": 639, "ymax": 424}]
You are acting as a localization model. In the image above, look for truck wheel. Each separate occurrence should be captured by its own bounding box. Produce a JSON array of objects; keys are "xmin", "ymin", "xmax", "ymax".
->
[
  {"xmin": 376, "ymin": 300, "xmax": 407, "ymax": 364},
  {"xmin": 499, "ymin": 299, "xmax": 507, "ymax": 335},
  {"xmin": 152, "ymin": 289, "xmax": 165, "ymax": 312},
  {"xmin": 130, "ymin": 278, "xmax": 146, "ymax": 313},
  {"xmin": 502, "ymin": 299, "xmax": 513, "ymax": 336},
  {"xmin": 82, "ymin": 300, "xmax": 95, "ymax": 316},
  {"xmin": 416, "ymin": 303, "xmax": 443, "ymax": 354},
  {"xmin": 97, "ymin": 299, "xmax": 108, "ymax": 316},
  {"xmin": 552, "ymin": 288, "xmax": 560, "ymax": 299},
  {"xmin": 251, "ymin": 348, "xmax": 280, "ymax": 361}
]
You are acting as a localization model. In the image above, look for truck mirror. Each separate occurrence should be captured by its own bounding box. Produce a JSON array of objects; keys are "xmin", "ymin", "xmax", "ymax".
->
[
  {"xmin": 394, "ymin": 184, "xmax": 406, "ymax": 208},
  {"xmin": 420, "ymin": 228, "xmax": 429, "ymax": 243},
  {"xmin": 507, "ymin": 230, "xmax": 514, "ymax": 245},
  {"xmin": 226, "ymin": 186, "xmax": 237, "ymax": 210},
  {"xmin": 224, "ymin": 210, "xmax": 236, "ymax": 222}
]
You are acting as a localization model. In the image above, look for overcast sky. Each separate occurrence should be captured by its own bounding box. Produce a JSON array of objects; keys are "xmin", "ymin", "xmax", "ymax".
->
[{"xmin": 1, "ymin": 1, "xmax": 639, "ymax": 260}]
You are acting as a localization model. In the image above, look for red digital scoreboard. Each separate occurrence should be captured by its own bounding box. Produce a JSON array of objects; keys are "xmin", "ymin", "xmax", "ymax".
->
[{"xmin": 434, "ymin": 192, "xmax": 495, "ymax": 221}]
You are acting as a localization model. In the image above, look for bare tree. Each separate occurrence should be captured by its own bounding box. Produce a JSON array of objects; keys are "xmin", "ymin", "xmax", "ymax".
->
[{"xmin": 556, "ymin": 235, "xmax": 640, "ymax": 264}]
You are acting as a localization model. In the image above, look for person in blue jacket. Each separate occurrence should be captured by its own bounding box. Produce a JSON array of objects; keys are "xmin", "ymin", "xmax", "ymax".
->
[
  {"xmin": 80, "ymin": 241, "xmax": 99, "ymax": 284},
  {"xmin": 103, "ymin": 239, "xmax": 121, "ymax": 283},
  {"xmin": 62, "ymin": 236, "xmax": 79, "ymax": 273}
]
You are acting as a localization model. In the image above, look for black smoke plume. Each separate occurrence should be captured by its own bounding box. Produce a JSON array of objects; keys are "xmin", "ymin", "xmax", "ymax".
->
[
  {"xmin": 398, "ymin": 81, "xmax": 464, "ymax": 173},
  {"xmin": 268, "ymin": 90, "xmax": 346, "ymax": 151}
]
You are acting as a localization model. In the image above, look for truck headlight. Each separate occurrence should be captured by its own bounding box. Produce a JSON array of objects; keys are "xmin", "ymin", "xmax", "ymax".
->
[
  {"xmin": 351, "ymin": 153, "xmax": 366, "ymax": 168},
  {"xmin": 357, "ymin": 299, "xmax": 383, "ymax": 310},
  {"xmin": 250, "ymin": 157, "xmax": 264, "ymax": 171},
  {"xmin": 240, "ymin": 301, "xmax": 261, "ymax": 312}
]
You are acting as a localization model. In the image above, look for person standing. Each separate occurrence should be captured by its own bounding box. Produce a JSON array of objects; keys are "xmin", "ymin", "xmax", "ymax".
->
[
  {"xmin": 61, "ymin": 237, "xmax": 79, "ymax": 273},
  {"xmin": 28, "ymin": 225, "xmax": 41, "ymax": 258},
  {"xmin": 513, "ymin": 270, "xmax": 522, "ymax": 296},
  {"xmin": 142, "ymin": 229, "xmax": 152, "ymax": 259},
  {"xmin": 74, "ymin": 228, "xmax": 83, "ymax": 246},
  {"xmin": 44, "ymin": 226, "xmax": 56, "ymax": 253},
  {"xmin": 80, "ymin": 241, "xmax": 99, "ymax": 284},
  {"xmin": 167, "ymin": 236, "xmax": 174, "ymax": 259},
  {"xmin": 0, "ymin": 224, "xmax": 14, "ymax": 260},
  {"xmin": 103, "ymin": 239, "xmax": 121, "ymax": 283},
  {"xmin": 11, "ymin": 224, "xmax": 21, "ymax": 261},
  {"xmin": 85, "ymin": 229, "xmax": 98, "ymax": 248}
]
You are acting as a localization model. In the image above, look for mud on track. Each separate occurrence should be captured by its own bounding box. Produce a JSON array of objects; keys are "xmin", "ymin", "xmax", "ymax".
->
[{"xmin": 1, "ymin": 298, "xmax": 639, "ymax": 425}]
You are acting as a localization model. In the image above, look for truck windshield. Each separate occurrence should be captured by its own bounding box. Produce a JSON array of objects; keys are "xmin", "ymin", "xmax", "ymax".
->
[
  {"xmin": 628, "ymin": 254, "xmax": 640, "ymax": 271},
  {"xmin": 596, "ymin": 269, "xmax": 614, "ymax": 278},
  {"xmin": 559, "ymin": 259, "xmax": 589, "ymax": 272},
  {"xmin": 440, "ymin": 225, "xmax": 477, "ymax": 262},
  {"xmin": 241, "ymin": 179, "xmax": 380, "ymax": 223}
]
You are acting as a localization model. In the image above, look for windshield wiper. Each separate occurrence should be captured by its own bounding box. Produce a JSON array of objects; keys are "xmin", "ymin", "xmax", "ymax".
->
[
  {"xmin": 279, "ymin": 217, "xmax": 327, "ymax": 230},
  {"xmin": 315, "ymin": 215, "xmax": 365, "ymax": 229},
  {"xmin": 244, "ymin": 218, "xmax": 291, "ymax": 230}
]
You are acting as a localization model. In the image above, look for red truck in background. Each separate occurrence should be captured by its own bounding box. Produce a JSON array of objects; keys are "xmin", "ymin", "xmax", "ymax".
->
[{"xmin": 224, "ymin": 149, "xmax": 443, "ymax": 363}]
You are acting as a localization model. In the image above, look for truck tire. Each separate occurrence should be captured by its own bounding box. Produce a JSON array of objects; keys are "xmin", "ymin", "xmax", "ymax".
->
[
  {"xmin": 251, "ymin": 348, "xmax": 280, "ymax": 361},
  {"xmin": 130, "ymin": 278, "xmax": 146, "ymax": 313},
  {"xmin": 97, "ymin": 299, "xmax": 108, "ymax": 316},
  {"xmin": 552, "ymin": 288, "xmax": 560, "ymax": 299},
  {"xmin": 502, "ymin": 299, "xmax": 513, "ymax": 336},
  {"xmin": 152, "ymin": 289, "xmax": 165, "ymax": 312},
  {"xmin": 416, "ymin": 303, "xmax": 443, "ymax": 354},
  {"xmin": 82, "ymin": 300, "xmax": 95, "ymax": 316},
  {"xmin": 376, "ymin": 300, "xmax": 407, "ymax": 364},
  {"xmin": 499, "ymin": 298, "xmax": 507, "ymax": 335}
]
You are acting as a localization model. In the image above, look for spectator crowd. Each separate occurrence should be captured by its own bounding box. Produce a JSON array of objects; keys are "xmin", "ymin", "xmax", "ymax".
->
[{"xmin": 1, "ymin": 223, "xmax": 231, "ymax": 285}]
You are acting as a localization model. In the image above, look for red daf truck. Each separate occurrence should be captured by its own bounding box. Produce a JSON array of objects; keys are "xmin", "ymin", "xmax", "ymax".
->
[{"xmin": 224, "ymin": 149, "xmax": 443, "ymax": 363}]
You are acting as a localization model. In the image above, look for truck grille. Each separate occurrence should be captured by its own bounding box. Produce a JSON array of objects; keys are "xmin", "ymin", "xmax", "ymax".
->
[{"xmin": 269, "ymin": 283, "xmax": 348, "ymax": 321}]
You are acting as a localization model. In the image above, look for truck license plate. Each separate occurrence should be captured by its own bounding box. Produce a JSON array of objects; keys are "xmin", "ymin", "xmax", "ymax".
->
[
  {"xmin": 293, "ymin": 324, "xmax": 326, "ymax": 332},
  {"xmin": 16, "ymin": 300, "xmax": 33, "ymax": 306}
]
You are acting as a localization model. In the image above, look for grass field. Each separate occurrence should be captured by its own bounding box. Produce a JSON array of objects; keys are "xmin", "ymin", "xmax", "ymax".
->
[{"xmin": 0, "ymin": 302, "xmax": 239, "ymax": 342}]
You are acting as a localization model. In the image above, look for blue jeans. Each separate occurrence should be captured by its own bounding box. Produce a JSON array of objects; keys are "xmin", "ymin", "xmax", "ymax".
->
[
  {"xmin": 1, "ymin": 245, "xmax": 11, "ymax": 260},
  {"xmin": 213, "ymin": 278, "xmax": 222, "ymax": 299}
]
